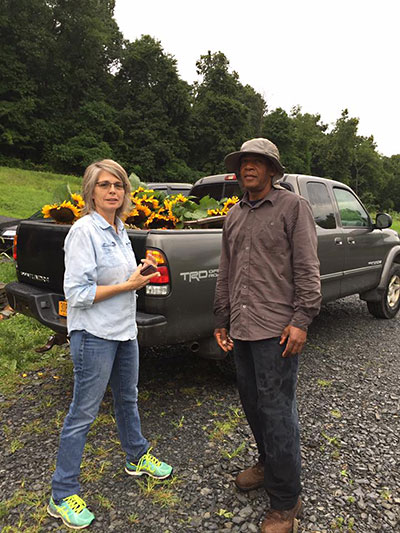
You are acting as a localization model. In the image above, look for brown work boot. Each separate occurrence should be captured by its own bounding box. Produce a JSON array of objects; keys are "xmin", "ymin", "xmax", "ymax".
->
[
  {"xmin": 235, "ymin": 461, "xmax": 264, "ymax": 491},
  {"xmin": 260, "ymin": 498, "xmax": 303, "ymax": 533}
]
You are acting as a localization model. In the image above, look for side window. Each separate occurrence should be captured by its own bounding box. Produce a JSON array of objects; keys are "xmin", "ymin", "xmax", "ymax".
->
[
  {"xmin": 306, "ymin": 182, "xmax": 337, "ymax": 229},
  {"xmin": 333, "ymin": 188, "xmax": 370, "ymax": 227}
]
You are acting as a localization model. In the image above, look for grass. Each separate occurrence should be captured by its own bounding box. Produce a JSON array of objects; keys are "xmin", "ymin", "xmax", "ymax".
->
[
  {"xmin": 0, "ymin": 166, "xmax": 81, "ymax": 218},
  {"xmin": 0, "ymin": 257, "xmax": 16, "ymax": 283},
  {"xmin": 390, "ymin": 211, "xmax": 400, "ymax": 233}
]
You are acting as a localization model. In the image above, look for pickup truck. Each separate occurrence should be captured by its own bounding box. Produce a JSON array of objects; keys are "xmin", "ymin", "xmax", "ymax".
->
[{"xmin": 6, "ymin": 174, "xmax": 400, "ymax": 367}]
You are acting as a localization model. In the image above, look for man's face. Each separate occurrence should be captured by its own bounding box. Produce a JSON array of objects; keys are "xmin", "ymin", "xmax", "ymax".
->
[{"xmin": 239, "ymin": 155, "xmax": 276, "ymax": 195}]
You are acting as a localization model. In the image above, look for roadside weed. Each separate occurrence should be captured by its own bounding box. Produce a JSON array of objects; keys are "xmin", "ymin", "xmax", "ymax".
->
[
  {"xmin": 331, "ymin": 515, "xmax": 355, "ymax": 532},
  {"xmin": 10, "ymin": 439, "xmax": 24, "ymax": 454},
  {"xmin": 0, "ymin": 489, "xmax": 47, "ymax": 531},
  {"xmin": 80, "ymin": 458, "xmax": 112, "ymax": 483},
  {"xmin": 210, "ymin": 406, "xmax": 244, "ymax": 440},
  {"xmin": 317, "ymin": 379, "xmax": 332, "ymax": 388},
  {"xmin": 171, "ymin": 415, "xmax": 185, "ymax": 429},
  {"xmin": 128, "ymin": 513, "xmax": 140, "ymax": 524},
  {"xmin": 135, "ymin": 476, "xmax": 181, "ymax": 508},
  {"xmin": 139, "ymin": 390, "xmax": 151, "ymax": 401},
  {"xmin": 380, "ymin": 488, "xmax": 392, "ymax": 501},
  {"xmin": 216, "ymin": 508, "xmax": 233, "ymax": 518},
  {"xmin": 21, "ymin": 419, "xmax": 47, "ymax": 435},
  {"xmin": 221, "ymin": 441, "xmax": 246, "ymax": 460},
  {"xmin": 321, "ymin": 431, "xmax": 341, "ymax": 447},
  {"xmin": 95, "ymin": 493, "xmax": 113, "ymax": 509}
]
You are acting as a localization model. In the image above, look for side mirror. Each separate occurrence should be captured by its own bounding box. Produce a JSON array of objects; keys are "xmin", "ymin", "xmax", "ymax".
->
[{"xmin": 375, "ymin": 213, "xmax": 392, "ymax": 229}]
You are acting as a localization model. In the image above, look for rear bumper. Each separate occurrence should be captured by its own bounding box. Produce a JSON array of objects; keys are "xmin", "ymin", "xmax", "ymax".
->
[{"xmin": 5, "ymin": 281, "xmax": 167, "ymax": 345}]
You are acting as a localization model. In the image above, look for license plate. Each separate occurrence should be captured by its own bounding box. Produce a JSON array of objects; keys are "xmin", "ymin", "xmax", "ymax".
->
[{"xmin": 58, "ymin": 300, "xmax": 67, "ymax": 317}]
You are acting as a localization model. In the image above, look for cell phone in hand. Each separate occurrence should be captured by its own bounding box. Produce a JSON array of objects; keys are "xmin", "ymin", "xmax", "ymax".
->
[{"xmin": 140, "ymin": 263, "xmax": 158, "ymax": 276}]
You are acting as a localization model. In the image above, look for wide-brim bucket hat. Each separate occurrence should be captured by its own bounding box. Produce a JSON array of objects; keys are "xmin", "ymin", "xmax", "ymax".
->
[{"xmin": 224, "ymin": 138, "xmax": 285, "ymax": 183}]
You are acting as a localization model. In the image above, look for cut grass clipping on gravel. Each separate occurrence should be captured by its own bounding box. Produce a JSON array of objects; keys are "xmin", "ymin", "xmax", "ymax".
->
[{"xmin": 0, "ymin": 166, "xmax": 81, "ymax": 218}]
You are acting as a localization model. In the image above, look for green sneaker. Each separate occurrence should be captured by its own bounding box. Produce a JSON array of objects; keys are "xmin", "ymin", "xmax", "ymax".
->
[
  {"xmin": 47, "ymin": 494, "xmax": 95, "ymax": 530},
  {"xmin": 125, "ymin": 447, "xmax": 173, "ymax": 479}
]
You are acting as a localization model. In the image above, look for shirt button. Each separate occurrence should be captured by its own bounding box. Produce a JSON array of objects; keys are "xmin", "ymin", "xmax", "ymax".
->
[
  {"xmin": 243, "ymin": 285, "xmax": 246, "ymax": 289},
  {"xmin": 243, "ymin": 304, "xmax": 247, "ymax": 308}
]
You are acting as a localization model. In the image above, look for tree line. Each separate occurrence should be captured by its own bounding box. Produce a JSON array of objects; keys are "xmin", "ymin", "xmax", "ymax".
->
[{"xmin": 1, "ymin": 0, "xmax": 399, "ymax": 210}]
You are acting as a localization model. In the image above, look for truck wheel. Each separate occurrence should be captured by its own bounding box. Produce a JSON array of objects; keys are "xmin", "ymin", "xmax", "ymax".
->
[{"xmin": 367, "ymin": 265, "xmax": 400, "ymax": 319}]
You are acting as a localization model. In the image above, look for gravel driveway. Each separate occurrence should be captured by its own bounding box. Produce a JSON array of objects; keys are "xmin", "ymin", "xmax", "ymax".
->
[{"xmin": 1, "ymin": 295, "xmax": 399, "ymax": 532}]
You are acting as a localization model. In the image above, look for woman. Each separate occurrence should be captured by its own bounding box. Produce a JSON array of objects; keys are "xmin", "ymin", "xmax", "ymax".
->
[{"xmin": 47, "ymin": 160, "xmax": 172, "ymax": 530}]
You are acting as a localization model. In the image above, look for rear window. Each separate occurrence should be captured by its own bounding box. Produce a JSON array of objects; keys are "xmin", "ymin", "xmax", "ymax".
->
[{"xmin": 192, "ymin": 182, "xmax": 242, "ymax": 201}]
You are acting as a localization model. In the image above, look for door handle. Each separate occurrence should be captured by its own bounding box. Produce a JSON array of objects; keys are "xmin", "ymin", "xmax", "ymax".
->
[
  {"xmin": 334, "ymin": 237, "xmax": 343, "ymax": 245},
  {"xmin": 347, "ymin": 237, "xmax": 356, "ymax": 245}
]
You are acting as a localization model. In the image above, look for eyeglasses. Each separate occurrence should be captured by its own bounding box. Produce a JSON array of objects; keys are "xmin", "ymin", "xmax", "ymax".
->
[{"xmin": 96, "ymin": 181, "xmax": 125, "ymax": 190}]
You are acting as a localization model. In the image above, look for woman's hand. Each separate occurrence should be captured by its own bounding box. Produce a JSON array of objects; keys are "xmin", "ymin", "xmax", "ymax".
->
[
  {"xmin": 126, "ymin": 262, "xmax": 160, "ymax": 291},
  {"xmin": 94, "ymin": 257, "xmax": 160, "ymax": 302}
]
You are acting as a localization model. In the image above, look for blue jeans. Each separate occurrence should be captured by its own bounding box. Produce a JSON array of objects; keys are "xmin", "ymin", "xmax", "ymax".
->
[
  {"xmin": 233, "ymin": 337, "xmax": 301, "ymax": 510},
  {"xmin": 51, "ymin": 330, "xmax": 149, "ymax": 501}
]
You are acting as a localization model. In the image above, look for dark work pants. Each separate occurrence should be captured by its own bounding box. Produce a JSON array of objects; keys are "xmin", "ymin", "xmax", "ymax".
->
[{"xmin": 233, "ymin": 337, "xmax": 301, "ymax": 510}]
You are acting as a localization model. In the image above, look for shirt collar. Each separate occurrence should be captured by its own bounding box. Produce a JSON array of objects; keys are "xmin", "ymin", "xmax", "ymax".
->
[
  {"xmin": 239, "ymin": 186, "xmax": 281, "ymax": 208},
  {"xmin": 90, "ymin": 211, "xmax": 123, "ymax": 231}
]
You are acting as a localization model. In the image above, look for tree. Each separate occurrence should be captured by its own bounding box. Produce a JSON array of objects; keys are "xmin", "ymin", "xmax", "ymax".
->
[
  {"xmin": 113, "ymin": 35, "xmax": 194, "ymax": 181},
  {"xmin": 189, "ymin": 51, "xmax": 266, "ymax": 174},
  {"xmin": 0, "ymin": 0, "xmax": 55, "ymax": 166}
]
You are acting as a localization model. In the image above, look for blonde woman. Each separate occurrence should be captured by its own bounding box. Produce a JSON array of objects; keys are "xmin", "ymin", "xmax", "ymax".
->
[{"xmin": 47, "ymin": 160, "xmax": 172, "ymax": 530}]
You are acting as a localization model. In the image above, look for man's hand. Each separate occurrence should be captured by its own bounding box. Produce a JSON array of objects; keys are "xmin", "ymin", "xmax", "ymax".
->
[
  {"xmin": 214, "ymin": 328, "xmax": 234, "ymax": 352},
  {"xmin": 280, "ymin": 325, "xmax": 307, "ymax": 357}
]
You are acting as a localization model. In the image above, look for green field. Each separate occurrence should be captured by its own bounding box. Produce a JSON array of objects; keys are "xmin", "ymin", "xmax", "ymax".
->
[
  {"xmin": 0, "ymin": 166, "xmax": 81, "ymax": 218},
  {"xmin": 390, "ymin": 212, "xmax": 400, "ymax": 233}
]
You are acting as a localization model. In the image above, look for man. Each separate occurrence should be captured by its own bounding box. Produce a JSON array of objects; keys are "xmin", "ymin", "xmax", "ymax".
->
[{"xmin": 214, "ymin": 138, "xmax": 321, "ymax": 533}]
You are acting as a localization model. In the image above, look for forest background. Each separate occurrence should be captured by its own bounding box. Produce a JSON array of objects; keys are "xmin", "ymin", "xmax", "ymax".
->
[{"xmin": 1, "ymin": 0, "xmax": 400, "ymax": 211}]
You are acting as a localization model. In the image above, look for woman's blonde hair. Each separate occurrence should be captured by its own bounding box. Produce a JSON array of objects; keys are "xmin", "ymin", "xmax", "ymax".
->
[{"xmin": 81, "ymin": 159, "xmax": 131, "ymax": 218}]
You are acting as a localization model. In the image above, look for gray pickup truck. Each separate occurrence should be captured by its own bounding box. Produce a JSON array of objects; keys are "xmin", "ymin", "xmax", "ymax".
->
[{"xmin": 6, "ymin": 174, "xmax": 400, "ymax": 364}]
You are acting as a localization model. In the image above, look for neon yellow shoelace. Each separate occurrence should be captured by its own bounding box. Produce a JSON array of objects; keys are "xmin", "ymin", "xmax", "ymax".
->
[
  {"xmin": 63, "ymin": 494, "xmax": 87, "ymax": 514},
  {"xmin": 135, "ymin": 447, "xmax": 161, "ymax": 472}
]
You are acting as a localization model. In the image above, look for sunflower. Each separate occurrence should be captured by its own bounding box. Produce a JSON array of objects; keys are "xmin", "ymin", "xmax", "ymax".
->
[
  {"xmin": 171, "ymin": 193, "xmax": 188, "ymax": 204},
  {"xmin": 140, "ymin": 194, "xmax": 160, "ymax": 210},
  {"xmin": 70, "ymin": 193, "xmax": 85, "ymax": 209},
  {"xmin": 42, "ymin": 203, "xmax": 59, "ymax": 218},
  {"xmin": 124, "ymin": 204, "xmax": 152, "ymax": 227},
  {"xmin": 42, "ymin": 201, "xmax": 80, "ymax": 223},
  {"xmin": 207, "ymin": 208, "xmax": 224, "ymax": 217},
  {"xmin": 144, "ymin": 212, "xmax": 179, "ymax": 229}
]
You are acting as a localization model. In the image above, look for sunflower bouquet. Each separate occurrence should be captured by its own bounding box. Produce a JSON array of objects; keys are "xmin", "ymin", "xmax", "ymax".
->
[{"xmin": 41, "ymin": 186, "xmax": 239, "ymax": 229}]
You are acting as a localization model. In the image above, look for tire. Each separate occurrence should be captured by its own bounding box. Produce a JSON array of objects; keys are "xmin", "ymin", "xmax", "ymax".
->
[{"xmin": 367, "ymin": 265, "xmax": 400, "ymax": 319}]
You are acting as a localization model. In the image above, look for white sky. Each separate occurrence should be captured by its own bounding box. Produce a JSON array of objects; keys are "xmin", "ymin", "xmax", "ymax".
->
[{"xmin": 114, "ymin": 0, "xmax": 400, "ymax": 157}]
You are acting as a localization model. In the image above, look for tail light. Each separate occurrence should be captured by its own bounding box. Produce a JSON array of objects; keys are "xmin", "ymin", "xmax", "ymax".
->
[
  {"xmin": 145, "ymin": 249, "xmax": 170, "ymax": 296},
  {"xmin": 13, "ymin": 234, "xmax": 18, "ymax": 261}
]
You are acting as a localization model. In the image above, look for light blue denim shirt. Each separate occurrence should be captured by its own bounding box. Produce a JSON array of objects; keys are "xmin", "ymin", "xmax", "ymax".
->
[{"xmin": 63, "ymin": 211, "xmax": 138, "ymax": 341}]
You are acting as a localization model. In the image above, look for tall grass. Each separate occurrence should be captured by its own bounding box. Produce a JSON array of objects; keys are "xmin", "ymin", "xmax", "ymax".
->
[{"xmin": 0, "ymin": 166, "xmax": 81, "ymax": 218}]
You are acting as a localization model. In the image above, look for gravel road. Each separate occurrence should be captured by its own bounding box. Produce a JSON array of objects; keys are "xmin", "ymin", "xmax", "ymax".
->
[{"xmin": 1, "ymin": 295, "xmax": 399, "ymax": 532}]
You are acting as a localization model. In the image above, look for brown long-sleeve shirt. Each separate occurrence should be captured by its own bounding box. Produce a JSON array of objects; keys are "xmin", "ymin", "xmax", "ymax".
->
[{"xmin": 214, "ymin": 187, "xmax": 321, "ymax": 340}]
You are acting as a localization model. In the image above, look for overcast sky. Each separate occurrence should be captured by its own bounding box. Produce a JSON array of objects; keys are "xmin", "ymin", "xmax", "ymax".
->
[{"xmin": 114, "ymin": 0, "xmax": 399, "ymax": 157}]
